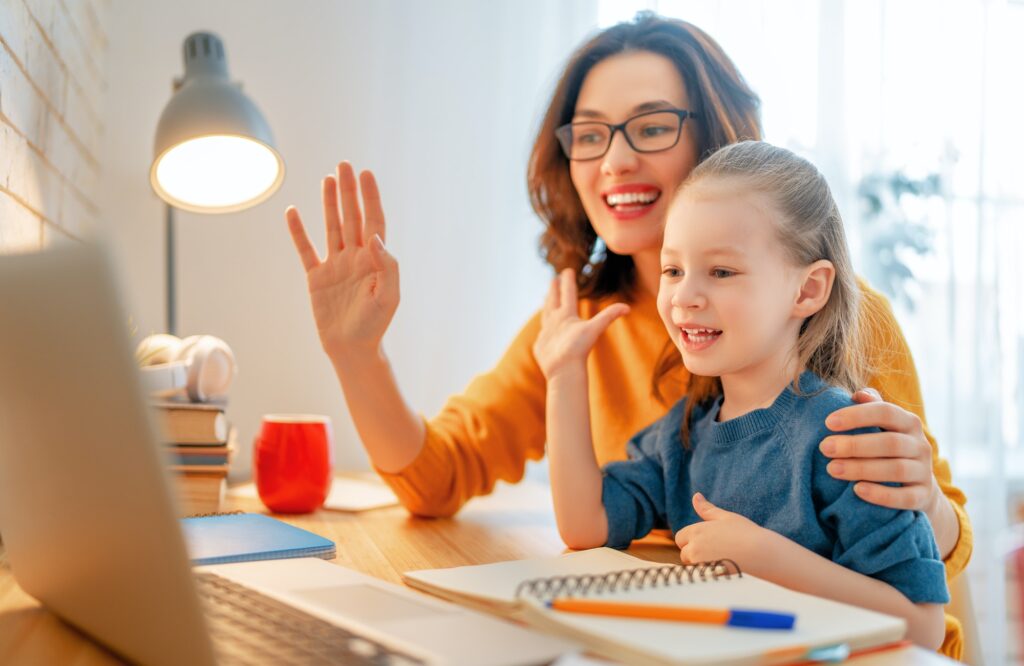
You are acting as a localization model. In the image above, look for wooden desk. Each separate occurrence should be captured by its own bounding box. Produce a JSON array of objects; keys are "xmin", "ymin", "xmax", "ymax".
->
[{"xmin": 0, "ymin": 479, "xmax": 959, "ymax": 665}]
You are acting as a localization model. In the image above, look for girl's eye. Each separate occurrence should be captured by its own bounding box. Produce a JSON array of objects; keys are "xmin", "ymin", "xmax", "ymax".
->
[
  {"xmin": 661, "ymin": 267, "xmax": 682, "ymax": 278},
  {"xmin": 711, "ymin": 268, "xmax": 735, "ymax": 278}
]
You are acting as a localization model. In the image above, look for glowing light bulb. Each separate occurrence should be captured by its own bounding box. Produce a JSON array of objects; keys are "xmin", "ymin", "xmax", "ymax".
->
[{"xmin": 152, "ymin": 135, "xmax": 283, "ymax": 212}]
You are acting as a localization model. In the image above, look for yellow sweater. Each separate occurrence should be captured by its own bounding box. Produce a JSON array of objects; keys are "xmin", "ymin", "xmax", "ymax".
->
[{"xmin": 377, "ymin": 282, "xmax": 971, "ymax": 658}]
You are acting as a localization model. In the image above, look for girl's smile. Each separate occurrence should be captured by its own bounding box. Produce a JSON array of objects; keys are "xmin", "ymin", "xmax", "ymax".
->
[{"xmin": 678, "ymin": 325, "xmax": 723, "ymax": 352}]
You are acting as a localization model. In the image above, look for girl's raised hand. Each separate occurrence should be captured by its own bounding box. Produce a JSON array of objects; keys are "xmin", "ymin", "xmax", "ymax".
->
[
  {"xmin": 532, "ymin": 268, "xmax": 629, "ymax": 380},
  {"xmin": 285, "ymin": 162, "xmax": 399, "ymax": 360}
]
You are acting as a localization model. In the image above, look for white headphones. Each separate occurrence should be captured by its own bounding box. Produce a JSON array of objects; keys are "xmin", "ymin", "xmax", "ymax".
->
[{"xmin": 136, "ymin": 334, "xmax": 237, "ymax": 402}]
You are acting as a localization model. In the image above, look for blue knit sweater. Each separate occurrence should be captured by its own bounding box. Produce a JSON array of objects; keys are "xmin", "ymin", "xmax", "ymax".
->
[{"xmin": 601, "ymin": 372, "xmax": 949, "ymax": 604}]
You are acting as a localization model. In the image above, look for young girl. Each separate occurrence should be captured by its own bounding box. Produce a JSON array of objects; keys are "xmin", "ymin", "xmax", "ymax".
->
[{"xmin": 532, "ymin": 141, "xmax": 948, "ymax": 649}]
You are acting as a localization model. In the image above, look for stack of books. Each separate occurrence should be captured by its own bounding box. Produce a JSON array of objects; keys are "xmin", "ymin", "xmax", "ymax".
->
[{"xmin": 152, "ymin": 400, "xmax": 234, "ymax": 515}]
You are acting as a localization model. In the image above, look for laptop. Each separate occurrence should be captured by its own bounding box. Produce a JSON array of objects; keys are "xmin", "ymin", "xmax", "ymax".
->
[{"xmin": 0, "ymin": 241, "xmax": 576, "ymax": 666}]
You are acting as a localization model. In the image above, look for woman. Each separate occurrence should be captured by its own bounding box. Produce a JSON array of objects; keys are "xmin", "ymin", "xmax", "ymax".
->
[{"xmin": 285, "ymin": 14, "xmax": 970, "ymax": 657}]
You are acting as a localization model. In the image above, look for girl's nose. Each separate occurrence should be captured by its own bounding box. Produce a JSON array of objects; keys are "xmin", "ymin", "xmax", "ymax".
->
[
  {"xmin": 671, "ymin": 279, "xmax": 706, "ymax": 310},
  {"xmin": 600, "ymin": 131, "xmax": 639, "ymax": 177}
]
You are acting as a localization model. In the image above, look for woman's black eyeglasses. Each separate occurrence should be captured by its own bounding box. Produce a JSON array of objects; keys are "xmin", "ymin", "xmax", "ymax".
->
[{"xmin": 555, "ymin": 109, "xmax": 698, "ymax": 161}]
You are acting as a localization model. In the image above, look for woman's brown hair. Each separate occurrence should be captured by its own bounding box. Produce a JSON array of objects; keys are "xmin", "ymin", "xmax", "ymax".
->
[{"xmin": 527, "ymin": 12, "xmax": 762, "ymax": 301}]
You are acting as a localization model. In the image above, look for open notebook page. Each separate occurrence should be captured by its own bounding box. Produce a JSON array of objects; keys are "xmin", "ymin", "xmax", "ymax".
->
[{"xmin": 404, "ymin": 548, "xmax": 906, "ymax": 666}]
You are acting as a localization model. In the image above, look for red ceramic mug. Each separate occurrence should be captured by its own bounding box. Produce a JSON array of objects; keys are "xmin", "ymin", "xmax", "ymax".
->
[{"xmin": 253, "ymin": 414, "xmax": 333, "ymax": 513}]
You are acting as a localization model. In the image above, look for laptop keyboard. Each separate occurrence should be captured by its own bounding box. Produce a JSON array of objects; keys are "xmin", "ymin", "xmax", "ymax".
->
[{"xmin": 195, "ymin": 572, "xmax": 428, "ymax": 665}]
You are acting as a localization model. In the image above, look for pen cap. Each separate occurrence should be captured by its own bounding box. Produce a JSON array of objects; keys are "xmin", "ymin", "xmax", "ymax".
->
[{"xmin": 728, "ymin": 609, "xmax": 796, "ymax": 630}]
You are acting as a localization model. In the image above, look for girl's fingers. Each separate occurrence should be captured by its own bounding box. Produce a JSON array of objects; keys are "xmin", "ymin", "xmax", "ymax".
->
[
  {"xmin": 558, "ymin": 268, "xmax": 577, "ymax": 313},
  {"xmin": 586, "ymin": 303, "xmax": 629, "ymax": 335},
  {"xmin": 547, "ymin": 276, "xmax": 561, "ymax": 312},
  {"xmin": 321, "ymin": 176, "xmax": 343, "ymax": 253},
  {"xmin": 674, "ymin": 525, "xmax": 692, "ymax": 548},
  {"xmin": 360, "ymin": 170, "xmax": 386, "ymax": 245},
  {"xmin": 285, "ymin": 206, "xmax": 320, "ymax": 272},
  {"xmin": 336, "ymin": 161, "xmax": 364, "ymax": 247},
  {"xmin": 578, "ymin": 304, "xmax": 629, "ymax": 348}
]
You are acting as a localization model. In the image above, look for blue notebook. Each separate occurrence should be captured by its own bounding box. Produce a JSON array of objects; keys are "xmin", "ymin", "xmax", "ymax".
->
[{"xmin": 180, "ymin": 513, "xmax": 336, "ymax": 566}]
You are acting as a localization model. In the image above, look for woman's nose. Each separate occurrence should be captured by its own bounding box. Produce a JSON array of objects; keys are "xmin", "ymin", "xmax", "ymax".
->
[{"xmin": 600, "ymin": 131, "xmax": 639, "ymax": 176}]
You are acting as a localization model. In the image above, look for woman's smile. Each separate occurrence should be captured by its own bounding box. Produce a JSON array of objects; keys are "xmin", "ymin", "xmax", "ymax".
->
[{"xmin": 602, "ymin": 183, "xmax": 662, "ymax": 220}]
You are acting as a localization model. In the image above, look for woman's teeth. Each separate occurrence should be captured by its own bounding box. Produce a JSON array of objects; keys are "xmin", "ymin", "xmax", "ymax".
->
[{"xmin": 605, "ymin": 191, "xmax": 659, "ymax": 207}]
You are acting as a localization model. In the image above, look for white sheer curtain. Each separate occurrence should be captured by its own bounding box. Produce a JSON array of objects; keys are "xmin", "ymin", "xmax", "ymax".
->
[{"xmin": 596, "ymin": 1, "xmax": 1022, "ymax": 662}]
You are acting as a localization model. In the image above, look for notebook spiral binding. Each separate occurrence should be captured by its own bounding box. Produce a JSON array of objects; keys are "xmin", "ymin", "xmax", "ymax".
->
[
  {"xmin": 513, "ymin": 559, "xmax": 742, "ymax": 602},
  {"xmin": 184, "ymin": 510, "xmax": 245, "ymax": 519}
]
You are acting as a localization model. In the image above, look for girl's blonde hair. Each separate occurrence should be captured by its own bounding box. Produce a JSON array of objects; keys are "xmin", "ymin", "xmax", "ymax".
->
[{"xmin": 652, "ymin": 141, "xmax": 871, "ymax": 444}]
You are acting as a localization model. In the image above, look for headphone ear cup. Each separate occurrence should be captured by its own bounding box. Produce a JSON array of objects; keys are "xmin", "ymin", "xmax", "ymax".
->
[
  {"xmin": 135, "ymin": 334, "xmax": 184, "ymax": 366},
  {"xmin": 177, "ymin": 335, "xmax": 236, "ymax": 402}
]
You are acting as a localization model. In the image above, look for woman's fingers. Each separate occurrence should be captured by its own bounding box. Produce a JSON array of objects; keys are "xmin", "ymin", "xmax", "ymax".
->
[
  {"xmin": 322, "ymin": 175, "xmax": 343, "ymax": 253},
  {"xmin": 285, "ymin": 206, "xmax": 321, "ymax": 273},
  {"xmin": 336, "ymin": 161, "xmax": 364, "ymax": 247},
  {"xmin": 825, "ymin": 456, "xmax": 931, "ymax": 485},
  {"xmin": 367, "ymin": 234, "xmax": 398, "ymax": 282},
  {"xmin": 851, "ymin": 481, "xmax": 931, "ymax": 511},
  {"xmin": 360, "ymin": 170, "xmax": 386, "ymax": 245},
  {"xmin": 824, "ymin": 400, "xmax": 922, "ymax": 435},
  {"xmin": 851, "ymin": 387, "xmax": 883, "ymax": 403},
  {"xmin": 819, "ymin": 431, "xmax": 925, "ymax": 460}
]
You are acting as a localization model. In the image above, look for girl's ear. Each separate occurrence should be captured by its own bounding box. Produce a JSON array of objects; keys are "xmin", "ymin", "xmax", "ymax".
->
[{"xmin": 793, "ymin": 260, "xmax": 835, "ymax": 318}]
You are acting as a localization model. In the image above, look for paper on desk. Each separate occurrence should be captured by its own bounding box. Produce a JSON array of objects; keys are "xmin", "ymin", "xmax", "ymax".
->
[{"xmin": 230, "ymin": 477, "xmax": 399, "ymax": 512}]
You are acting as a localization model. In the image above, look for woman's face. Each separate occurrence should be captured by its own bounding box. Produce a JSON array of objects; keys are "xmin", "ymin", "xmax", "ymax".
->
[{"xmin": 569, "ymin": 50, "xmax": 700, "ymax": 258}]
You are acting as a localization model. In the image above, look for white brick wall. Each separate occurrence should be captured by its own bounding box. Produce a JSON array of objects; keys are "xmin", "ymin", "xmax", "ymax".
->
[{"xmin": 0, "ymin": 0, "xmax": 109, "ymax": 253}]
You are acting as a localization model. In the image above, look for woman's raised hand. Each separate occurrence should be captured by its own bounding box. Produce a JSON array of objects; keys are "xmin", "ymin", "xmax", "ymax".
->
[
  {"xmin": 286, "ymin": 162, "xmax": 399, "ymax": 359},
  {"xmin": 532, "ymin": 269, "xmax": 630, "ymax": 380}
]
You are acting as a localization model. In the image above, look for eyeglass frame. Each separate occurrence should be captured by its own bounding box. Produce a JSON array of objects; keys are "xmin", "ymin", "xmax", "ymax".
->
[{"xmin": 554, "ymin": 108, "xmax": 700, "ymax": 161}]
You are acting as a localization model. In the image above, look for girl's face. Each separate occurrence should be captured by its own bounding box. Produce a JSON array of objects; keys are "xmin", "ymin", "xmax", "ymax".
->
[
  {"xmin": 656, "ymin": 183, "xmax": 808, "ymax": 384},
  {"xmin": 570, "ymin": 51, "xmax": 700, "ymax": 258}
]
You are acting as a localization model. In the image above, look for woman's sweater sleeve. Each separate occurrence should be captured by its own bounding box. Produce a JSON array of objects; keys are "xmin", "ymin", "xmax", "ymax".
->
[
  {"xmin": 373, "ymin": 311, "xmax": 548, "ymax": 517},
  {"xmin": 858, "ymin": 282, "xmax": 973, "ymax": 580}
]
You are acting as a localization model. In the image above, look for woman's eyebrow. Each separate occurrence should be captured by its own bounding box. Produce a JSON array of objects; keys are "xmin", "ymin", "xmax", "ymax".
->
[{"xmin": 574, "ymin": 100, "xmax": 678, "ymax": 119}]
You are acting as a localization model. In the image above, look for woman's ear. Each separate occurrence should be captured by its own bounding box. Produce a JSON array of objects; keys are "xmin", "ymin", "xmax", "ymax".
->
[{"xmin": 793, "ymin": 260, "xmax": 835, "ymax": 318}]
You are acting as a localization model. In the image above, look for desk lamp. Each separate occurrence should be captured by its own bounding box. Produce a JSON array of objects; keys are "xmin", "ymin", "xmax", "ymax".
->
[{"xmin": 150, "ymin": 31, "xmax": 284, "ymax": 334}]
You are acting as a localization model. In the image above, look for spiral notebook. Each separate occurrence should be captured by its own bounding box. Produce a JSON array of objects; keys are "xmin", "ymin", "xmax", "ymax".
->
[{"xmin": 403, "ymin": 548, "xmax": 906, "ymax": 666}]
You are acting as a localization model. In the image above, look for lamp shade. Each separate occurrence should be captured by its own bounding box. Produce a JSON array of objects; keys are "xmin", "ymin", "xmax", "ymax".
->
[{"xmin": 150, "ymin": 32, "xmax": 284, "ymax": 214}]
